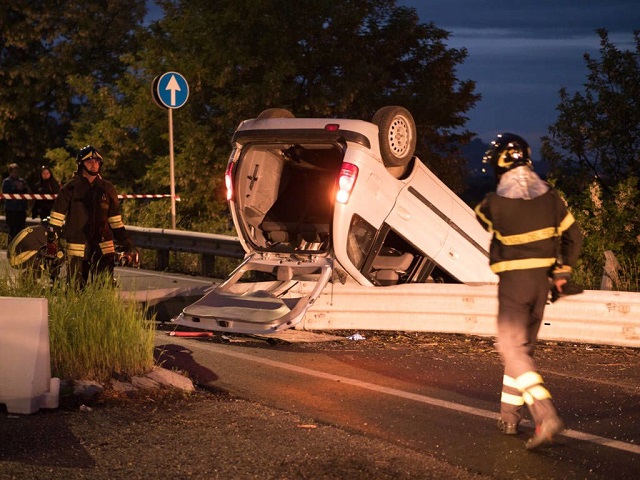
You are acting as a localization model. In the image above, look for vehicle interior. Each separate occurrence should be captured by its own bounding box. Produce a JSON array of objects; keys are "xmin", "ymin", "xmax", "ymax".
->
[
  {"xmin": 358, "ymin": 224, "xmax": 458, "ymax": 286},
  {"xmin": 234, "ymin": 142, "xmax": 344, "ymax": 253}
]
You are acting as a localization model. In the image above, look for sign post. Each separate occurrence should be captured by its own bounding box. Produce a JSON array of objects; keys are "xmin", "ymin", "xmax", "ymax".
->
[{"xmin": 152, "ymin": 71, "xmax": 189, "ymax": 229}]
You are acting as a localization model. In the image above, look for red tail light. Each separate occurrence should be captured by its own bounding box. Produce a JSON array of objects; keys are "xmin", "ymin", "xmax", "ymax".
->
[
  {"xmin": 225, "ymin": 161, "xmax": 235, "ymax": 201},
  {"xmin": 336, "ymin": 162, "xmax": 358, "ymax": 204}
]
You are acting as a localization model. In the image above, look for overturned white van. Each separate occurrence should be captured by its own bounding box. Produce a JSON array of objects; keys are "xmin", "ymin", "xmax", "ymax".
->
[{"xmin": 172, "ymin": 107, "xmax": 498, "ymax": 334}]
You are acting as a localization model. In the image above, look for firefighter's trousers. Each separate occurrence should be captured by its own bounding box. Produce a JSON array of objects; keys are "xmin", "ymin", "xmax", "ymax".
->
[
  {"xmin": 67, "ymin": 248, "xmax": 115, "ymax": 288},
  {"xmin": 496, "ymin": 268, "xmax": 558, "ymax": 426}
]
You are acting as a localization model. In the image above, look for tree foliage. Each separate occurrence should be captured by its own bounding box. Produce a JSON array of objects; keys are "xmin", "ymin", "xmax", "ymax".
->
[
  {"xmin": 541, "ymin": 29, "xmax": 640, "ymax": 192},
  {"xmin": 65, "ymin": 0, "xmax": 480, "ymax": 229},
  {"xmin": 0, "ymin": 0, "xmax": 146, "ymax": 183},
  {"xmin": 541, "ymin": 29, "xmax": 640, "ymax": 289},
  {"xmin": 3, "ymin": 0, "xmax": 479, "ymax": 228}
]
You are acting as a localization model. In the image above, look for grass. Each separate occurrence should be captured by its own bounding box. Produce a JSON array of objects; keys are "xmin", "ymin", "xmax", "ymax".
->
[
  {"xmin": 0, "ymin": 264, "xmax": 156, "ymax": 383},
  {"xmin": 616, "ymin": 256, "xmax": 640, "ymax": 292},
  {"xmin": 574, "ymin": 253, "xmax": 640, "ymax": 292}
]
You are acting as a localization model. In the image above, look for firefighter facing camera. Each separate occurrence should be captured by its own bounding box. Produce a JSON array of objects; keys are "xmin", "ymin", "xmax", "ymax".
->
[
  {"xmin": 475, "ymin": 133, "xmax": 583, "ymax": 450},
  {"xmin": 47, "ymin": 145, "xmax": 138, "ymax": 287}
]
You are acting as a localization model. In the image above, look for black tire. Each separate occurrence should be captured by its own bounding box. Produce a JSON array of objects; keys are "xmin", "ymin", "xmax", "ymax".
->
[
  {"xmin": 256, "ymin": 108, "xmax": 295, "ymax": 120},
  {"xmin": 372, "ymin": 106, "xmax": 416, "ymax": 168}
]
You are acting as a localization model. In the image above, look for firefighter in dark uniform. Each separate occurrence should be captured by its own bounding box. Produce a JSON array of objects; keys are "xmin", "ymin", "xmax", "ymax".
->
[
  {"xmin": 48, "ymin": 145, "xmax": 135, "ymax": 287},
  {"xmin": 475, "ymin": 133, "xmax": 583, "ymax": 450}
]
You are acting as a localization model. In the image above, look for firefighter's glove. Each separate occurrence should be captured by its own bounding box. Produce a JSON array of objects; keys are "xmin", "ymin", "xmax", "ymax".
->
[
  {"xmin": 44, "ymin": 241, "xmax": 63, "ymax": 260},
  {"xmin": 550, "ymin": 281, "xmax": 584, "ymax": 303},
  {"xmin": 551, "ymin": 265, "xmax": 572, "ymax": 282},
  {"xmin": 118, "ymin": 247, "xmax": 140, "ymax": 268},
  {"xmin": 550, "ymin": 266, "xmax": 584, "ymax": 302}
]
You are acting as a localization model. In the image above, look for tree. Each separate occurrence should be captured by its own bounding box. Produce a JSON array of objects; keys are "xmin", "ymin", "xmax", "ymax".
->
[
  {"xmin": 541, "ymin": 29, "xmax": 640, "ymax": 289},
  {"xmin": 541, "ymin": 29, "xmax": 640, "ymax": 193},
  {"xmin": 70, "ymin": 0, "xmax": 480, "ymax": 230},
  {"xmin": 0, "ymin": 0, "xmax": 145, "ymax": 181}
]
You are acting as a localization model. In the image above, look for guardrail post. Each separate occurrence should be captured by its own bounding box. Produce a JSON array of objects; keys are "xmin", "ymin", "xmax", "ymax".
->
[
  {"xmin": 601, "ymin": 250, "xmax": 621, "ymax": 290},
  {"xmin": 201, "ymin": 254, "xmax": 215, "ymax": 276},
  {"xmin": 157, "ymin": 249, "xmax": 170, "ymax": 271}
]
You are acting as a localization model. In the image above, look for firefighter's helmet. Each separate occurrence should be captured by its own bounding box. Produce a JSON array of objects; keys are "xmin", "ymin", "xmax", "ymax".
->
[
  {"xmin": 76, "ymin": 145, "xmax": 103, "ymax": 175},
  {"xmin": 483, "ymin": 133, "xmax": 532, "ymax": 180}
]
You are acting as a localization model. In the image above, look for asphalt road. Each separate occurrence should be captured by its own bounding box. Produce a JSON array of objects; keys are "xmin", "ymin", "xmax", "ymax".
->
[
  {"xmin": 65, "ymin": 266, "xmax": 640, "ymax": 478},
  {"xmin": 154, "ymin": 325, "xmax": 640, "ymax": 480}
]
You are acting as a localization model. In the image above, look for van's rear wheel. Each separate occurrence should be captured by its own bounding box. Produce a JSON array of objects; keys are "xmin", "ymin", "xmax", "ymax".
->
[
  {"xmin": 257, "ymin": 108, "xmax": 295, "ymax": 119},
  {"xmin": 372, "ymin": 106, "xmax": 416, "ymax": 168}
]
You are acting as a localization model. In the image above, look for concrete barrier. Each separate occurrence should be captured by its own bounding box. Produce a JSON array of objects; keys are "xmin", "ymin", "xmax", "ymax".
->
[{"xmin": 0, "ymin": 297, "xmax": 60, "ymax": 414}]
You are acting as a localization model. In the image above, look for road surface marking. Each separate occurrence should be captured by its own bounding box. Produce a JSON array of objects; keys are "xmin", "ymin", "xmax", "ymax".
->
[{"xmin": 176, "ymin": 339, "xmax": 640, "ymax": 455}]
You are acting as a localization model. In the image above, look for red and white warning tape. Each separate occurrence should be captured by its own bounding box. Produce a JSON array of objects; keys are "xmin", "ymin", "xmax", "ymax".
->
[
  {"xmin": 118, "ymin": 194, "xmax": 181, "ymax": 201},
  {"xmin": 2, "ymin": 193, "xmax": 180, "ymax": 201}
]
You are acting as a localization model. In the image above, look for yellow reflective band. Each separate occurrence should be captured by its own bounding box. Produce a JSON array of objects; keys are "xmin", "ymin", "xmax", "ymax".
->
[
  {"xmin": 491, "ymin": 257, "xmax": 556, "ymax": 273},
  {"xmin": 474, "ymin": 204, "xmax": 494, "ymax": 233},
  {"xmin": 501, "ymin": 392, "xmax": 525, "ymax": 406},
  {"xmin": 528, "ymin": 385, "xmax": 552, "ymax": 401},
  {"xmin": 558, "ymin": 211, "xmax": 575, "ymax": 233},
  {"xmin": 495, "ymin": 226, "xmax": 557, "ymax": 246},
  {"xmin": 49, "ymin": 211, "xmax": 65, "ymax": 227},
  {"xmin": 8, "ymin": 227, "xmax": 34, "ymax": 257},
  {"xmin": 67, "ymin": 243, "xmax": 85, "ymax": 257},
  {"xmin": 81, "ymin": 149, "xmax": 103, "ymax": 162},
  {"xmin": 99, "ymin": 240, "xmax": 115, "ymax": 254},
  {"xmin": 522, "ymin": 391, "xmax": 534, "ymax": 405},
  {"xmin": 108, "ymin": 215, "xmax": 125, "ymax": 229},
  {"xmin": 503, "ymin": 375, "xmax": 519, "ymax": 389},
  {"xmin": 516, "ymin": 371, "xmax": 544, "ymax": 391},
  {"xmin": 10, "ymin": 250, "xmax": 38, "ymax": 267},
  {"xmin": 497, "ymin": 151, "xmax": 513, "ymax": 169}
]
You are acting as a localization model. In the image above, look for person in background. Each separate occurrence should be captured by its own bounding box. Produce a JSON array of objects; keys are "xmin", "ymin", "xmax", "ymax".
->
[
  {"xmin": 47, "ymin": 145, "xmax": 136, "ymax": 287},
  {"xmin": 475, "ymin": 133, "xmax": 583, "ymax": 450},
  {"xmin": 2, "ymin": 163, "xmax": 31, "ymax": 243},
  {"xmin": 32, "ymin": 166, "xmax": 61, "ymax": 221}
]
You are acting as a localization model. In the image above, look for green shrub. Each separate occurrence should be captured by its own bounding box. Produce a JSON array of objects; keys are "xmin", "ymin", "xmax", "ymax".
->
[{"xmin": 552, "ymin": 177, "xmax": 640, "ymax": 291}]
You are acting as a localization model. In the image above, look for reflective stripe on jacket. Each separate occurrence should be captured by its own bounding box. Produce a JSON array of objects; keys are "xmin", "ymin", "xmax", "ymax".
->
[
  {"xmin": 49, "ymin": 174, "xmax": 131, "ymax": 256},
  {"xmin": 475, "ymin": 189, "xmax": 582, "ymax": 273}
]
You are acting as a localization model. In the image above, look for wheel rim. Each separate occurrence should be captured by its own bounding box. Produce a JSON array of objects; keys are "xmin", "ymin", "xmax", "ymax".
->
[{"xmin": 387, "ymin": 115, "xmax": 411, "ymax": 158}]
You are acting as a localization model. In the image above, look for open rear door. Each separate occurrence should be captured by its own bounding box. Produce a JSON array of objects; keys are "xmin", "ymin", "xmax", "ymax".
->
[{"xmin": 172, "ymin": 254, "xmax": 333, "ymax": 334}]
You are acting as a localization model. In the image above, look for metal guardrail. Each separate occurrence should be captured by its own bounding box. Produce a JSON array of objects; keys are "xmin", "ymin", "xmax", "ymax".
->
[
  {"xmin": 2, "ymin": 217, "xmax": 638, "ymax": 346},
  {"xmin": 0, "ymin": 216, "xmax": 245, "ymax": 275},
  {"xmin": 127, "ymin": 225, "xmax": 245, "ymax": 273},
  {"xmin": 293, "ymin": 281, "xmax": 640, "ymax": 348}
]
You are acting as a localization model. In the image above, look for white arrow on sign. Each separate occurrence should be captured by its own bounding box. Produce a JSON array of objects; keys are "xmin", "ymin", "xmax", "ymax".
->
[{"xmin": 165, "ymin": 75, "xmax": 181, "ymax": 106}]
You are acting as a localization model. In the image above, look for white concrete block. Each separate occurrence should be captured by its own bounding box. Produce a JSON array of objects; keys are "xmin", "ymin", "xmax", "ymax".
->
[{"xmin": 0, "ymin": 297, "xmax": 60, "ymax": 414}]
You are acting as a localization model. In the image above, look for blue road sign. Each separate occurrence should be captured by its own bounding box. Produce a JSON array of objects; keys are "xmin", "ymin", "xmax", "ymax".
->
[{"xmin": 155, "ymin": 72, "xmax": 189, "ymax": 109}]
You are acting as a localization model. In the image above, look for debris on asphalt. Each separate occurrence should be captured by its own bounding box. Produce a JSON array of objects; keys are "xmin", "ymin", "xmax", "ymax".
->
[
  {"xmin": 347, "ymin": 333, "xmax": 366, "ymax": 341},
  {"xmin": 169, "ymin": 331, "xmax": 214, "ymax": 337}
]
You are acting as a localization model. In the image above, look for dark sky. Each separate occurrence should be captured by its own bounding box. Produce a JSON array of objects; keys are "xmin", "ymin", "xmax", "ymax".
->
[{"xmin": 398, "ymin": 0, "xmax": 640, "ymax": 157}]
